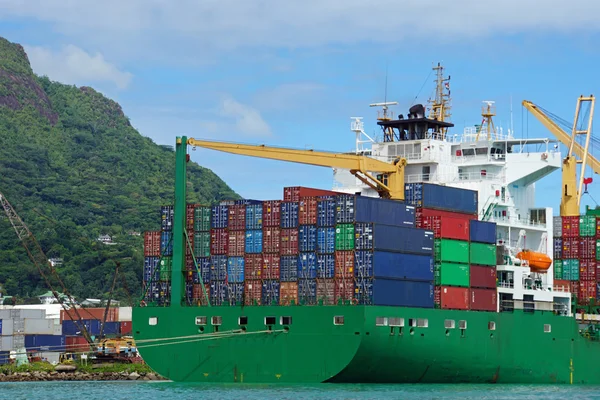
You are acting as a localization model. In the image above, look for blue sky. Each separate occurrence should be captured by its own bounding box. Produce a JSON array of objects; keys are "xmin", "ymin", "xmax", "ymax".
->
[{"xmin": 1, "ymin": 0, "xmax": 600, "ymax": 214}]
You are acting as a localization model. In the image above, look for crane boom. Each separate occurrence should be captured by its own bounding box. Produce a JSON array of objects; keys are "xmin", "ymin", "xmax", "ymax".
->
[
  {"xmin": 0, "ymin": 192, "xmax": 94, "ymax": 346},
  {"xmin": 187, "ymin": 139, "xmax": 407, "ymax": 200},
  {"xmin": 522, "ymin": 96, "xmax": 598, "ymax": 216}
]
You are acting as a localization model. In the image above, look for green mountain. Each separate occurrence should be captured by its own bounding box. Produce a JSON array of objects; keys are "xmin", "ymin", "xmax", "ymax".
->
[{"xmin": 0, "ymin": 37, "xmax": 239, "ymax": 303}]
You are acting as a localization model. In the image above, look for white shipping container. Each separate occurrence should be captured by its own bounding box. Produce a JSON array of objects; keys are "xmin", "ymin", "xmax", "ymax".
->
[
  {"xmin": 553, "ymin": 216, "xmax": 562, "ymax": 237},
  {"xmin": 24, "ymin": 318, "xmax": 55, "ymax": 335},
  {"xmin": 19, "ymin": 309, "xmax": 45, "ymax": 319},
  {"xmin": 39, "ymin": 351, "xmax": 61, "ymax": 364},
  {"xmin": 118, "ymin": 307, "xmax": 132, "ymax": 322},
  {"xmin": 0, "ymin": 335, "xmax": 13, "ymax": 351},
  {"xmin": 13, "ymin": 335, "xmax": 24, "ymax": 349},
  {"xmin": 0, "ymin": 319, "xmax": 14, "ymax": 336},
  {"xmin": 13, "ymin": 319, "xmax": 24, "ymax": 335},
  {"xmin": 0, "ymin": 310, "xmax": 11, "ymax": 320}
]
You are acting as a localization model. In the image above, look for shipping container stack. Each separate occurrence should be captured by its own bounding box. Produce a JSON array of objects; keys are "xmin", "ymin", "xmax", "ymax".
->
[
  {"xmin": 407, "ymin": 183, "xmax": 498, "ymax": 312},
  {"xmin": 552, "ymin": 215, "xmax": 599, "ymax": 306}
]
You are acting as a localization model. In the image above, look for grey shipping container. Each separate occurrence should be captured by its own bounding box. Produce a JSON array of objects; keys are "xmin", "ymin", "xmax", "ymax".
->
[
  {"xmin": 553, "ymin": 216, "xmax": 562, "ymax": 237},
  {"xmin": 24, "ymin": 318, "xmax": 61, "ymax": 335},
  {"xmin": 0, "ymin": 336, "xmax": 13, "ymax": 351},
  {"xmin": 0, "ymin": 319, "xmax": 13, "ymax": 336}
]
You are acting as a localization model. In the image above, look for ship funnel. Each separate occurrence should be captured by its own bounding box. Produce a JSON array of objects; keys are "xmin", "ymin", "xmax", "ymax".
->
[{"xmin": 408, "ymin": 104, "xmax": 425, "ymax": 119}]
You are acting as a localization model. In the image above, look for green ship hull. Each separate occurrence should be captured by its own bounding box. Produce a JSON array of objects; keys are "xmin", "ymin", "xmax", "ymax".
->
[{"xmin": 132, "ymin": 305, "xmax": 595, "ymax": 384}]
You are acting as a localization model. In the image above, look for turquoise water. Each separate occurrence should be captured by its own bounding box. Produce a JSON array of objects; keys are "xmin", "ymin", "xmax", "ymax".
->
[{"xmin": 2, "ymin": 382, "xmax": 600, "ymax": 400}]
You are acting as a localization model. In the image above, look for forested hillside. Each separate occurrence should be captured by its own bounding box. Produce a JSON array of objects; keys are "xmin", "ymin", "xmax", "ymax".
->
[{"xmin": 0, "ymin": 37, "xmax": 238, "ymax": 303}]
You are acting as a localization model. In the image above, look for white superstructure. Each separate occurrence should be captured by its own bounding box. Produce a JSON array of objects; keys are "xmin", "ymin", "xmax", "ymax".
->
[{"xmin": 332, "ymin": 64, "xmax": 571, "ymax": 315}]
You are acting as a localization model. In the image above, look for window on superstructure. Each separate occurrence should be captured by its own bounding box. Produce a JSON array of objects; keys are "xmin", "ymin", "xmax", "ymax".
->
[
  {"xmin": 264, "ymin": 316, "xmax": 276, "ymax": 326},
  {"xmin": 544, "ymin": 324, "xmax": 551, "ymax": 333},
  {"xmin": 459, "ymin": 320, "xmax": 467, "ymax": 329},
  {"xmin": 476, "ymin": 148, "xmax": 488, "ymax": 155},
  {"xmin": 333, "ymin": 316, "xmax": 345, "ymax": 325},
  {"xmin": 375, "ymin": 317, "xmax": 388, "ymax": 326}
]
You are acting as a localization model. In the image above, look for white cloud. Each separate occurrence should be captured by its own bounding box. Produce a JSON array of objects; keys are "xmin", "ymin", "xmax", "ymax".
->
[
  {"xmin": 219, "ymin": 98, "xmax": 272, "ymax": 137},
  {"xmin": 2, "ymin": 0, "xmax": 599, "ymax": 63},
  {"xmin": 23, "ymin": 44, "xmax": 132, "ymax": 89}
]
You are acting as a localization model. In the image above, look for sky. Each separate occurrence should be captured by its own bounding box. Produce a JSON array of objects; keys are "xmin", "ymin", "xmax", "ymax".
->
[{"xmin": 1, "ymin": 0, "xmax": 600, "ymax": 214}]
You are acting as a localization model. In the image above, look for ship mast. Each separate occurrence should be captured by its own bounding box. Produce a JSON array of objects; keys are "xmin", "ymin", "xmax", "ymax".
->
[
  {"xmin": 476, "ymin": 101, "xmax": 498, "ymax": 141},
  {"xmin": 427, "ymin": 62, "xmax": 452, "ymax": 137}
]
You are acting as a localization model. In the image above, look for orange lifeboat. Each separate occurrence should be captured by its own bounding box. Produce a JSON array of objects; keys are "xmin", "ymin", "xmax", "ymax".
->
[{"xmin": 515, "ymin": 250, "xmax": 552, "ymax": 271}]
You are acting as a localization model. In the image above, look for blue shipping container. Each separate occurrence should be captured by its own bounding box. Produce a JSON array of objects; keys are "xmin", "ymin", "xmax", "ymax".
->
[
  {"xmin": 469, "ymin": 220, "xmax": 497, "ymax": 244},
  {"xmin": 227, "ymin": 282, "xmax": 245, "ymax": 305},
  {"xmin": 354, "ymin": 223, "xmax": 434, "ymax": 255},
  {"xmin": 245, "ymin": 230, "xmax": 263, "ymax": 253},
  {"xmin": 317, "ymin": 198, "xmax": 336, "ymax": 226},
  {"xmin": 354, "ymin": 250, "xmax": 434, "ymax": 281},
  {"xmin": 298, "ymin": 279, "xmax": 317, "ymax": 305},
  {"xmin": 185, "ymin": 282, "xmax": 193, "ymax": 299},
  {"xmin": 102, "ymin": 321, "xmax": 121, "ymax": 335},
  {"xmin": 336, "ymin": 195, "xmax": 415, "ymax": 226},
  {"xmin": 553, "ymin": 238, "xmax": 563, "ymax": 259},
  {"xmin": 227, "ymin": 257, "xmax": 245, "ymax": 283},
  {"xmin": 62, "ymin": 320, "xmax": 103, "ymax": 336},
  {"xmin": 317, "ymin": 254, "xmax": 335, "ymax": 278},
  {"xmin": 0, "ymin": 351, "xmax": 8, "ymax": 365},
  {"xmin": 246, "ymin": 204, "xmax": 263, "ymax": 230},
  {"xmin": 281, "ymin": 202, "xmax": 299, "ymax": 229},
  {"xmin": 211, "ymin": 205, "xmax": 229, "ymax": 229},
  {"xmin": 144, "ymin": 257, "xmax": 160, "ymax": 282},
  {"xmin": 262, "ymin": 280, "xmax": 280, "ymax": 305},
  {"xmin": 210, "ymin": 255, "xmax": 228, "ymax": 281},
  {"xmin": 299, "ymin": 225, "xmax": 317, "ymax": 252},
  {"xmin": 193, "ymin": 257, "xmax": 211, "ymax": 284},
  {"xmin": 354, "ymin": 277, "xmax": 434, "ymax": 308},
  {"xmin": 160, "ymin": 205, "xmax": 174, "ymax": 231},
  {"xmin": 280, "ymin": 256, "xmax": 298, "ymax": 282},
  {"xmin": 25, "ymin": 335, "xmax": 67, "ymax": 352},
  {"xmin": 405, "ymin": 183, "xmax": 478, "ymax": 215},
  {"xmin": 0, "ymin": 320, "xmax": 2, "ymax": 335},
  {"xmin": 298, "ymin": 252, "xmax": 317, "ymax": 279},
  {"xmin": 317, "ymin": 227, "xmax": 335, "ymax": 254},
  {"xmin": 160, "ymin": 231, "xmax": 173, "ymax": 256},
  {"xmin": 210, "ymin": 281, "xmax": 228, "ymax": 306}
]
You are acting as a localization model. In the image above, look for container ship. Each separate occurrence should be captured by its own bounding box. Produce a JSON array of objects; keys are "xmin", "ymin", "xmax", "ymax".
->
[{"xmin": 132, "ymin": 64, "xmax": 600, "ymax": 384}]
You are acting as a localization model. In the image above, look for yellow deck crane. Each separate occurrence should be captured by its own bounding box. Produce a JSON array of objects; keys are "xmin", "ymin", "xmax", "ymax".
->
[
  {"xmin": 187, "ymin": 140, "xmax": 408, "ymax": 200},
  {"xmin": 522, "ymin": 96, "xmax": 599, "ymax": 216}
]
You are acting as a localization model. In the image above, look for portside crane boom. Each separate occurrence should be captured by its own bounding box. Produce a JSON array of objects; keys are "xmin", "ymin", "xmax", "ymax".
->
[
  {"xmin": 522, "ymin": 96, "xmax": 599, "ymax": 216},
  {"xmin": 187, "ymin": 139, "xmax": 407, "ymax": 200}
]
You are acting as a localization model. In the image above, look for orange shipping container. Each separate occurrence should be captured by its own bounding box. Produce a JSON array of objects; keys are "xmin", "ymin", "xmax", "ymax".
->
[
  {"xmin": 66, "ymin": 336, "xmax": 90, "ymax": 352},
  {"xmin": 61, "ymin": 307, "xmax": 119, "ymax": 323},
  {"xmin": 120, "ymin": 321, "xmax": 132, "ymax": 335},
  {"xmin": 280, "ymin": 282, "xmax": 299, "ymax": 305}
]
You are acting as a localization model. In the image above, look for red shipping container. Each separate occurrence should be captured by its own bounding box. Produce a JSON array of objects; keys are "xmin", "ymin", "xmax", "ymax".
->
[
  {"xmin": 185, "ymin": 229, "xmax": 194, "ymax": 257},
  {"xmin": 334, "ymin": 278, "xmax": 355, "ymax": 303},
  {"xmin": 439, "ymin": 286, "xmax": 470, "ymax": 310},
  {"xmin": 281, "ymin": 229, "xmax": 299, "ymax": 256},
  {"xmin": 570, "ymin": 280, "xmax": 580, "ymax": 295},
  {"xmin": 244, "ymin": 254, "xmax": 263, "ymax": 280},
  {"xmin": 263, "ymin": 226, "xmax": 281, "ymax": 253},
  {"xmin": 470, "ymin": 288, "xmax": 497, "ymax": 311},
  {"xmin": 61, "ymin": 308, "xmax": 119, "ymax": 322},
  {"xmin": 579, "ymin": 237, "xmax": 596, "ymax": 259},
  {"xmin": 434, "ymin": 286, "xmax": 441, "ymax": 307},
  {"xmin": 228, "ymin": 204, "xmax": 246, "ymax": 231},
  {"xmin": 562, "ymin": 216, "xmax": 580, "ymax": 238},
  {"xmin": 263, "ymin": 253, "xmax": 280, "ymax": 279},
  {"xmin": 120, "ymin": 321, "xmax": 132, "ymax": 335},
  {"xmin": 416, "ymin": 207, "xmax": 477, "ymax": 226},
  {"xmin": 66, "ymin": 336, "xmax": 89, "ymax": 352},
  {"xmin": 421, "ymin": 215, "xmax": 469, "ymax": 241},
  {"xmin": 554, "ymin": 279, "xmax": 571, "ymax": 292},
  {"xmin": 283, "ymin": 186, "xmax": 339, "ymax": 202},
  {"xmin": 335, "ymin": 251, "xmax": 354, "ymax": 279},
  {"xmin": 210, "ymin": 228, "xmax": 228, "ymax": 255},
  {"xmin": 186, "ymin": 204, "xmax": 198, "ymax": 231},
  {"xmin": 192, "ymin": 283, "xmax": 210, "ymax": 305},
  {"xmin": 263, "ymin": 200, "xmax": 281, "ymax": 227},
  {"xmin": 144, "ymin": 232, "xmax": 153, "ymax": 256},
  {"xmin": 245, "ymin": 280, "xmax": 262, "ymax": 305},
  {"xmin": 596, "ymin": 217, "xmax": 600, "ymax": 237},
  {"xmin": 578, "ymin": 280, "xmax": 597, "ymax": 305},
  {"xmin": 280, "ymin": 282, "xmax": 299, "ymax": 305},
  {"xmin": 228, "ymin": 230, "xmax": 245, "ymax": 256},
  {"xmin": 470, "ymin": 265, "xmax": 497, "ymax": 289},
  {"xmin": 316, "ymin": 278, "xmax": 335, "ymax": 305},
  {"xmin": 299, "ymin": 196, "xmax": 318, "ymax": 225},
  {"xmin": 580, "ymin": 259, "xmax": 597, "ymax": 281},
  {"xmin": 144, "ymin": 231, "xmax": 161, "ymax": 256},
  {"xmin": 562, "ymin": 238, "xmax": 579, "ymax": 259}
]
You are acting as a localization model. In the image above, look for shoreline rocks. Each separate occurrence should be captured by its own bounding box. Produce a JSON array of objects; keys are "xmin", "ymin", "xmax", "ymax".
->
[{"xmin": 0, "ymin": 370, "xmax": 167, "ymax": 382}]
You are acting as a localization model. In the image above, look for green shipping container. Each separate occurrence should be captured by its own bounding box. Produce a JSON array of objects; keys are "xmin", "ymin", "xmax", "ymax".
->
[
  {"xmin": 553, "ymin": 259, "xmax": 563, "ymax": 280},
  {"xmin": 194, "ymin": 232, "xmax": 211, "ymax": 257},
  {"xmin": 434, "ymin": 262, "xmax": 470, "ymax": 287},
  {"xmin": 434, "ymin": 239, "xmax": 469, "ymax": 264},
  {"xmin": 596, "ymin": 240, "xmax": 600, "ymax": 261},
  {"xmin": 469, "ymin": 242, "xmax": 497, "ymax": 266},
  {"xmin": 335, "ymin": 224, "xmax": 355, "ymax": 250},
  {"xmin": 579, "ymin": 215, "xmax": 596, "ymax": 237},
  {"xmin": 160, "ymin": 257, "xmax": 172, "ymax": 281},
  {"xmin": 194, "ymin": 206, "xmax": 211, "ymax": 232},
  {"xmin": 561, "ymin": 259, "xmax": 580, "ymax": 281}
]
